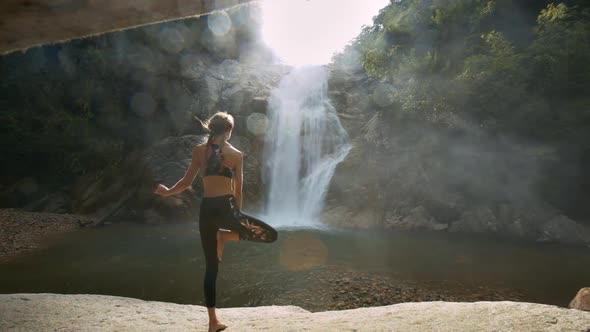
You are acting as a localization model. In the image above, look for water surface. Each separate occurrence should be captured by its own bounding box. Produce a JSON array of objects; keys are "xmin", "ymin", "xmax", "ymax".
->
[{"xmin": 1, "ymin": 223, "xmax": 588, "ymax": 311}]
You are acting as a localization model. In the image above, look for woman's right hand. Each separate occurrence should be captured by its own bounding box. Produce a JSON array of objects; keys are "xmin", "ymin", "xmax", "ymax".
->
[{"xmin": 153, "ymin": 184, "xmax": 170, "ymax": 196}]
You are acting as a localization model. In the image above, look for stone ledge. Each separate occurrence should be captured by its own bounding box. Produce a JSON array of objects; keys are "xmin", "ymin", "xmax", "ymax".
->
[
  {"xmin": 1, "ymin": 294, "xmax": 590, "ymax": 331},
  {"xmin": 0, "ymin": 0, "xmax": 253, "ymax": 55}
]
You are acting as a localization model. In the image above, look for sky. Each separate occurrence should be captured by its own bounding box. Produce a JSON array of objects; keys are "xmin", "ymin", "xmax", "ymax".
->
[{"xmin": 260, "ymin": 0, "xmax": 390, "ymax": 66}]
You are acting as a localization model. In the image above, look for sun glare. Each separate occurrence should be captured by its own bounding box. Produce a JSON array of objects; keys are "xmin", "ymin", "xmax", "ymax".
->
[{"xmin": 261, "ymin": 0, "xmax": 390, "ymax": 67}]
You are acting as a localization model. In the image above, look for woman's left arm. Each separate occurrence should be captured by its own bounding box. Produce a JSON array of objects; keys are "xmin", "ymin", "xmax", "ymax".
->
[
  {"xmin": 154, "ymin": 147, "xmax": 201, "ymax": 197},
  {"xmin": 233, "ymin": 152, "xmax": 243, "ymax": 209}
]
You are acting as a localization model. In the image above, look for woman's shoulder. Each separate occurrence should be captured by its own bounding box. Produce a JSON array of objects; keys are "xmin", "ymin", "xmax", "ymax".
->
[
  {"xmin": 224, "ymin": 142, "xmax": 243, "ymax": 156},
  {"xmin": 192, "ymin": 143, "xmax": 209, "ymax": 160}
]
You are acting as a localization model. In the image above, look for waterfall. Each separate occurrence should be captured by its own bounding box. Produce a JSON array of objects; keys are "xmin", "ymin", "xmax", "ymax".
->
[{"xmin": 263, "ymin": 65, "xmax": 351, "ymax": 228}]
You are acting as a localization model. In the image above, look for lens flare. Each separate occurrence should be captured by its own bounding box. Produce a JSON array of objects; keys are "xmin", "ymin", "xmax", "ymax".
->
[
  {"xmin": 247, "ymin": 113, "xmax": 268, "ymax": 136},
  {"xmin": 261, "ymin": 0, "xmax": 390, "ymax": 66},
  {"xmin": 207, "ymin": 11, "xmax": 232, "ymax": 37},
  {"xmin": 279, "ymin": 233, "xmax": 328, "ymax": 271}
]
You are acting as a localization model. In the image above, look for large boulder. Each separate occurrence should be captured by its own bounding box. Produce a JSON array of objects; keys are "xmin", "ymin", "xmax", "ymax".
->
[
  {"xmin": 73, "ymin": 133, "xmax": 267, "ymax": 224},
  {"xmin": 135, "ymin": 135, "xmax": 208, "ymax": 223},
  {"xmin": 67, "ymin": 135, "xmax": 207, "ymax": 224},
  {"xmin": 570, "ymin": 287, "xmax": 590, "ymax": 311}
]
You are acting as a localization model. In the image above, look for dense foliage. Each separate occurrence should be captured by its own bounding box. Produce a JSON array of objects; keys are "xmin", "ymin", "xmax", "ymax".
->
[{"xmin": 333, "ymin": 0, "xmax": 590, "ymax": 220}]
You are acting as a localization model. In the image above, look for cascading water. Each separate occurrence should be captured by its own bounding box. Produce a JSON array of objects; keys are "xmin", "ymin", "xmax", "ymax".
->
[{"xmin": 263, "ymin": 65, "xmax": 351, "ymax": 228}]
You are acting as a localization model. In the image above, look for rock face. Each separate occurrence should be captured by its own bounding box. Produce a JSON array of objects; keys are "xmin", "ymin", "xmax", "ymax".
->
[
  {"xmin": 6, "ymin": 4, "xmax": 288, "ymax": 224},
  {"xmin": 61, "ymin": 131, "xmax": 271, "ymax": 224},
  {"xmin": 137, "ymin": 135, "xmax": 209, "ymax": 224},
  {"xmin": 66, "ymin": 133, "xmax": 267, "ymax": 224},
  {"xmin": 325, "ymin": 64, "xmax": 590, "ymax": 247},
  {"xmin": 50, "ymin": 135, "xmax": 206, "ymax": 224},
  {"xmin": 570, "ymin": 288, "xmax": 590, "ymax": 312},
  {"xmin": 1, "ymin": 294, "xmax": 590, "ymax": 331}
]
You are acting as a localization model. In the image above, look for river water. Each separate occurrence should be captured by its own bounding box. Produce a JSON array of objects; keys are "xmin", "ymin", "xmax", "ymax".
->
[{"xmin": 1, "ymin": 224, "xmax": 588, "ymax": 312}]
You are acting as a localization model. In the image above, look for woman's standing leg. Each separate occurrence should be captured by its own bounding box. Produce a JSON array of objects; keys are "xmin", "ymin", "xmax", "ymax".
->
[{"xmin": 199, "ymin": 209, "xmax": 227, "ymax": 332}]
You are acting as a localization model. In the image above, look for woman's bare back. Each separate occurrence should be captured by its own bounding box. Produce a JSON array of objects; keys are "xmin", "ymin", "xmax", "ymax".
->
[{"xmin": 196, "ymin": 142, "xmax": 243, "ymax": 199}]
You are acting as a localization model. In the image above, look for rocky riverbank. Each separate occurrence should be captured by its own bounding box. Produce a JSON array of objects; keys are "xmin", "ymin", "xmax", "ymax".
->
[
  {"xmin": 257, "ymin": 266, "xmax": 529, "ymax": 312},
  {"xmin": 1, "ymin": 294, "xmax": 589, "ymax": 331},
  {"xmin": 0, "ymin": 208, "xmax": 97, "ymax": 261}
]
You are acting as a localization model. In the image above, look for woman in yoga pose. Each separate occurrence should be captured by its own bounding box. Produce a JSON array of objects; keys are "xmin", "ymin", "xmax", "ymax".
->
[{"xmin": 154, "ymin": 111, "xmax": 278, "ymax": 332}]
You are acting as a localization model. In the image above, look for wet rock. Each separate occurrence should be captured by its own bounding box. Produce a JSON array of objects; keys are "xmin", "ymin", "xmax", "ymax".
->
[
  {"xmin": 229, "ymin": 135, "xmax": 251, "ymax": 156},
  {"xmin": 505, "ymin": 218, "xmax": 529, "ymax": 238},
  {"xmin": 242, "ymin": 154, "xmax": 263, "ymax": 204},
  {"xmin": 385, "ymin": 206, "xmax": 448, "ymax": 231},
  {"xmin": 538, "ymin": 215, "xmax": 590, "ymax": 245},
  {"xmin": 245, "ymin": 97, "xmax": 268, "ymax": 114},
  {"xmin": 449, "ymin": 206, "xmax": 498, "ymax": 234},
  {"xmin": 66, "ymin": 135, "xmax": 207, "ymax": 224},
  {"xmin": 24, "ymin": 191, "xmax": 69, "ymax": 214},
  {"xmin": 321, "ymin": 206, "xmax": 380, "ymax": 229}
]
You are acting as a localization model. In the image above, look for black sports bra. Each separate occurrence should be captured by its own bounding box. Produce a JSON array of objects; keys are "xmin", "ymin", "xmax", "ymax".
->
[{"xmin": 203, "ymin": 144, "xmax": 233, "ymax": 179}]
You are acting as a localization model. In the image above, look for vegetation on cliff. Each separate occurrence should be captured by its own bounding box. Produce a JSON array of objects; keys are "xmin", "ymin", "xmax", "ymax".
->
[{"xmin": 330, "ymin": 0, "xmax": 590, "ymax": 231}]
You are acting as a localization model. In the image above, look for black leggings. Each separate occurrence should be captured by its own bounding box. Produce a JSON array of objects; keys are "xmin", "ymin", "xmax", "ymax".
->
[{"xmin": 199, "ymin": 194, "xmax": 277, "ymax": 308}]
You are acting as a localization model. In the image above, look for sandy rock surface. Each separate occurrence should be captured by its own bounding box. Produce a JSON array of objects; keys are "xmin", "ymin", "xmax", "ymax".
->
[{"xmin": 1, "ymin": 294, "xmax": 589, "ymax": 332}]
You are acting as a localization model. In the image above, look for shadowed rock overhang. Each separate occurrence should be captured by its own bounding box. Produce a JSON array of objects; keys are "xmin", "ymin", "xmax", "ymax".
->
[{"xmin": 0, "ymin": 0, "xmax": 253, "ymax": 55}]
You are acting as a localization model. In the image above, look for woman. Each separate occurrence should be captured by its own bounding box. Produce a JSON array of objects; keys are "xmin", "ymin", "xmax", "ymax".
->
[{"xmin": 154, "ymin": 111, "xmax": 278, "ymax": 332}]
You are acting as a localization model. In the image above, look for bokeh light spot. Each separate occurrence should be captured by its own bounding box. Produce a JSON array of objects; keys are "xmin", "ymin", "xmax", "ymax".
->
[
  {"xmin": 207, "ymin": 11, "xmax": 232, "ymax": 37},
  {"xmin": 247, "ymin": 113, "xmax": 268, "ymax": 136},
  {"xmin": 159, "ymin": 27, "xmax": 185, "ymax": 54}
]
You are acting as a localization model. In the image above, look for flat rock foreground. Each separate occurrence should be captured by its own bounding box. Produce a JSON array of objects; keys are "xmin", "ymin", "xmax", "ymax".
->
[{"xmin": 1, "ymin": 294, "xmax": 589, "ymax": 332}]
